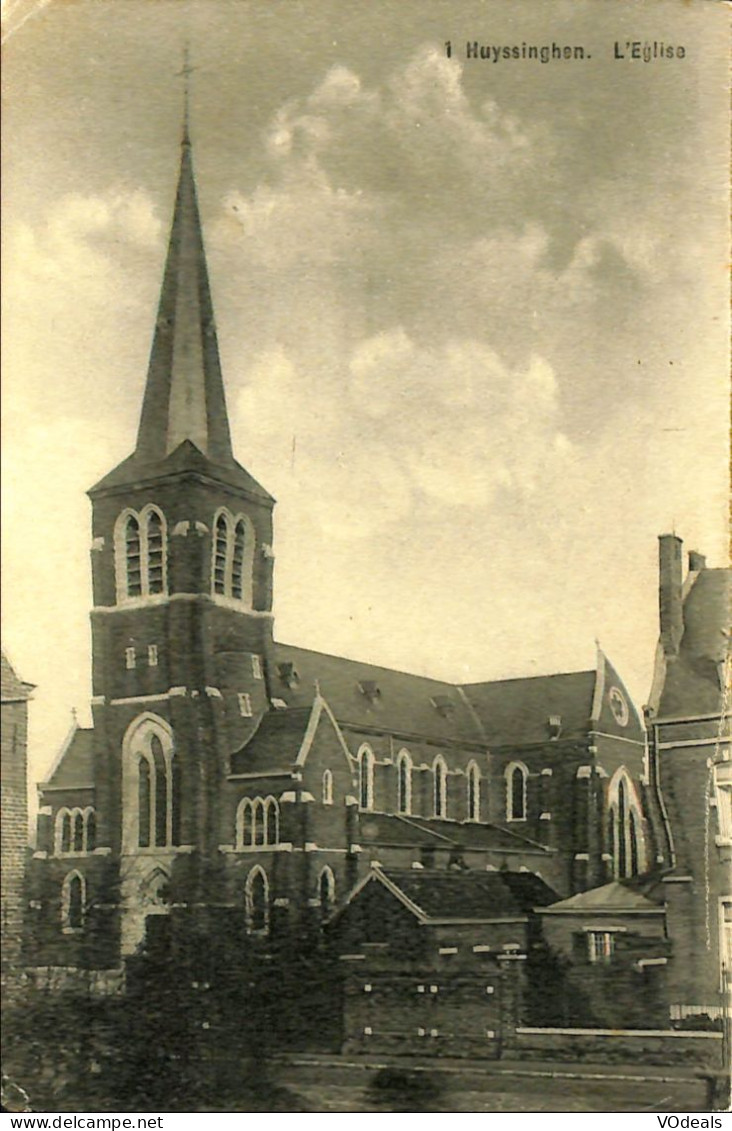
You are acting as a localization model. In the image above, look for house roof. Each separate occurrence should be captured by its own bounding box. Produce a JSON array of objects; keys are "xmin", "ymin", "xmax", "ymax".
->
[
  {"xmin": 461, "ymin": 670, "xmax": 597, "ymax": 746},
  {"xmin": 1, "ymin": 651, "xmax": 33, "ymax": 701},
  {"xmin": 41, "ymin": 725, "xmax": 95, "ymax": 790},
  {"xmin": 541, "ymin": 880, "xmax": 663, "ymax": 914},
  {"xmin": 353, "ymin": 867, "xmax": 560, "ymax": 922},
  {"xmin": 658, "ymin": 568, "xmax": 731, "ymax": 718},
  {"xmin": 271, "ymin": 642, "xmax": 485, "ymax": 745}
]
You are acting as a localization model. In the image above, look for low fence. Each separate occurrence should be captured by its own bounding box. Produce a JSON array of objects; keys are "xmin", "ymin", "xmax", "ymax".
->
[{"xmin": 511, "ymin": 1026, "xmax": 724, "ymax": 1068}]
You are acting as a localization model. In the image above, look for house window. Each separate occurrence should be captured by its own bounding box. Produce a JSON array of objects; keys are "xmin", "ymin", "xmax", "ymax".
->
[
  {"xmin": 506, "ymin": 762, "xmax": 528, "ymax": 822},
  {"xmin": 61, "ymin": 871, "xmax": 85, "ymax": 931},
  {"xmin": 211, "ymin": 508, "xmax": 255, "ymax": 604},
  {"xmin": 358, "ymin": 745, "xmax": 375, "ymax": 811},
  {"xmin": 318, "ymin": 866, "xmax": 336, "ymax": 919},
  {"xmin": 123, "ymin": 715, "xmax": 177, "ymax": 853},
  {"xmin": 245, "ymin": 866, "xmax": 269, "ymax": 934},
  {"xmin": 251, "ymin": 654, "xmax": 262, "ymax": 680},
  {"xmin": 148, "ymin": 644, "xmax": 159, "ymax": 667},
  {"xmin": 397, "ymin": 750, "xmax": 412, "ymax": 815},
  {"xmin": 467, "ymin": 761, "xmax": 481, "ymax": 821},
  {"xmin": 587, "ymin": 931, "xmax": 614, "ymax": 963},
  {"xmin": 115, "ymin": 506, "xmax": 167, "ymax": 603},
  {"xmin": 238, "ymin": 693, "xmax": 253, "ymax": 718},
  {"xmin": 322, "ymin": 768, "xmax": 333, "ymax": 805},
  {"xmin": 433, "ymin": 755, "xmax": 447, "ymax": 818},
  {"xmin": 125, "ymin": 647, "xmax": 136, "ymax": 670}
]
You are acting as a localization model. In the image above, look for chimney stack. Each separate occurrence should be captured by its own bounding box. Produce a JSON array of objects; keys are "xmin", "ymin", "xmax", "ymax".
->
[
  {"xmin": 658, "ymin": 534, "xmax": 684, "ymax": 657},
  {"xmin": 688, "ymin": 550, "xmax": 706, "ymax": 572}
]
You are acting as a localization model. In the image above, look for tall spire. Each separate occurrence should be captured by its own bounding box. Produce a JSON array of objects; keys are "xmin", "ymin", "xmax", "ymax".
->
[{"xmin": 135, "ymin": 75, "xmax": 233, "ymax": 466}]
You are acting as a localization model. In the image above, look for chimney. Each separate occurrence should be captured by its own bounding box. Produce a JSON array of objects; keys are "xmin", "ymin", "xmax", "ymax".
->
[
  {"xmin": 688, "ymin": 550, "xmax": 706, "ymax": 572},
  {"xmin": 658, "ymin": 534, "xmax": 684, "ymax": 656}
]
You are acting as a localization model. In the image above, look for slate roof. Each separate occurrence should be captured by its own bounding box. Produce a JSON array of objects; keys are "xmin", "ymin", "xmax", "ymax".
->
[
  {"xmin": 89, "ymin": 440, "xmax": 273, "ymax": 501},
  {"xmin": 272, "ymin": 642, "xmax": 485, "ymax": 745},
  {"xmin": 369, "ymin": 867, "xmax": 560, "ymax": 921},
  {"xmin": 541, "ymin": 880, "xmax": 663, "ymax": 913},
  {"xmin": 659, "ymin": 569, "xmax": 731, "ymax": 719},
  {"xmin": 229, "ymin": 708, "xmax": 313, "ymax": 776},
  {"xmin": 461, "ymin": 670, "xmax": 597, "ymax": 746},
  {"xmin": 1, "ymin": 651, "xmax": 33, "ymax": 701},
  {"xmin": 42, "ymin": 726, "xmax": 95, "ymax": 790},
  {"xmin": 363, "ymin": 813, "xmax": 552, "ymax": 855}
]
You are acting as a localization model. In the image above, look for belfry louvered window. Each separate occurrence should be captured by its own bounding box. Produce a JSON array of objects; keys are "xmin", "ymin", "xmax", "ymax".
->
[
  {"xmin": 146, "ymin": 510, "xmax": 164, "ymax": 595},
  {"xmin": 213, "ymin": 513, "xmax": 228, "ymax": 595},
  {"xmin": 231, "ymin": 520, "xmax": 247, "ymax": 600},
  {"xmin": 211, "ymin": 509, "xmax": 254, "ymax": 604},
  {"xmin": 125, "ymin": 515, "xmax": 142, "ymax": 597},
  {"xmin": 115, "ymin": 506, "xmax": 167, "ymax": 602}
]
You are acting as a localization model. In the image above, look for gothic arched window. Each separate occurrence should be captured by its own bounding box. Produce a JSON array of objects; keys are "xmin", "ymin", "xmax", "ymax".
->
[
  {"xmin": 236, "ymin": 799, "xmax": 254, "ymax": 848},
  {"xmin": 322, "ymin": 768, "xmax": 333, "ymax": 805},
  {"xmin": 211, "ymin": 509, "xmax": 255, "ymax": 604},
  {"xmin": 115, "ymin": 506, "xmax": 167, "ymax": 603},
  {"xmin": 318, "ymin": 866, "xmax": 336, "ymax": 919},
  {"xmin": 506, "ymin": 762, "xmax": 528, "ymax": 822},
  {"xmin": 264, "ymin": 798, "xmax": 279, "ymax": 846},
  {"xmin": 608, "ymin": 769, "xmax": 645, "ymax": 879},
  {"xmin": 123, "ymin": 715, "xmax": 177, "ymax": 854},
  {"xmin": 433, "ymin": 755, "xmax": 447, "ymax": 819},
  {"xmin": 358, "ymin": 745, "xmax": 375, "ymax": 811},
  {"xmin": 61, "ymin": 871, "xmax": 85, "ymax": 931},
  {"xmin": 397, "ymin": 750, "xmax": 412, "ymax": 815},
  {"xmin": 467, "ymin": 761, "xmax": 481, "ymax": 822},
  {"xmin": 245, "ymin": 866, "xmax": 269, "ymax": 934}
]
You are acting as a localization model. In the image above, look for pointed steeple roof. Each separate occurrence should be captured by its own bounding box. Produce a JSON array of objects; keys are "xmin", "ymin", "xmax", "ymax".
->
[
  {"xmin": 90, "ymin": 123, "xmax": 272, "ymax": 502},
  {"xmin": 136, "ymin": 126, "xmax": 232, "ymax": 464}
]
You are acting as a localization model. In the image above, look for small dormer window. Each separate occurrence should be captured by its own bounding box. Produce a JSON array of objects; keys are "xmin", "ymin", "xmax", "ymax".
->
[
  {"xmin": 277, "ymin": 662, "xmax": 299, "ymax": 688},
  {"xmin": 548, "ymin": 715, "xmax": 562, "ymax": 740},
  {"xmin": 359, "ymin": 680, "xmax": 381, "ymax": 703},
  {"xmin": 148, "ymin": 644, "xmax": 159, "ymax": 667},
  {"xmin": 251, "ymin": 655, "xmax": 262, "ymax": 680},
  {"xmin": 125, "ymin": 647, "xmax": 136, "ymax": 670},
  {"xmin": 431, "ymin": 695, "xmax": 454, "ymax": 717},
  {"xmin": 238, "ymin": 693, "xmax": 253, "ymax": 718}
]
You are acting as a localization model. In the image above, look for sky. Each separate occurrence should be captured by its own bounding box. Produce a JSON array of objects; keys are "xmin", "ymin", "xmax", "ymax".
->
[{"xmin": 2, "ymin": 0, "xmax": 729, "ymax": 794}]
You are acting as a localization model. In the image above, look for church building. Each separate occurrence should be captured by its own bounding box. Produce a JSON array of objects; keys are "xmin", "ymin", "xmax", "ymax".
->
[{"xmin": 22, "ymin": 123, "xmax": 728, "ymax": 1048}]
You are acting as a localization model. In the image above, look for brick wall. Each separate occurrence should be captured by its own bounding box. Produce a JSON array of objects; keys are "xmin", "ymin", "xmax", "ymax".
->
[{"xmin": 1, "ymin": 698, "xmax": 29, "ymax": 982}]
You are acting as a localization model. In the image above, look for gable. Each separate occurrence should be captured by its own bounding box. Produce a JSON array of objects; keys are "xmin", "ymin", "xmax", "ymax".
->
[{"xmin": 41, "ymin": 725, "xmax": 95, "ymax": 790}]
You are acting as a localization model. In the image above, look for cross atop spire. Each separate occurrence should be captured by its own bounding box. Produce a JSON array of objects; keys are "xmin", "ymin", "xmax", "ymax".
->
[
  {"xmin": 177, "ymin": 43, "xmax": 194, "ymax": 149},
  {"xmin": 134, "ymin": 86, "xmax": 234, "ymax": 466}
]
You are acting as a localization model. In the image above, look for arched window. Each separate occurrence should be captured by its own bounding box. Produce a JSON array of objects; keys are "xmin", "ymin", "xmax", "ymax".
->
[
  {"xmin": 124, "ymin": 515, "xmax": 142, "ymax": 597},
  {"xmin": 211, "ymin": 509, "xmax": 255, "ymax": 604},
  {"xmin": 213, "ymin": 513, "xmax": 228, "ymax": 596},
  {"xmin": 115, "ymin": 507, "xmax": 167, "ymax": 603},
  {"xmin": 506, "ymin": 762, "xmax": 528, "ymax": 821},
  {"xmin": 231, "ymin": 520, "xmax": 248, "ymax": 601},
  {"xmin": 433, "ymin": 755, "xmax": 447, "ymax": 819},
  {"xmin": 322, "ymin": 768, "xmax": 333, "ymax": 805},
  {"xmin": 71, "ymin": 810, "xmax": 85, "ymax": 853},
  {"xmin": 55, "ymin": 809, "xmax": 72, "ymax": 855},
  {"xmin": 140, "ymin": 867, "xmax": 170, "ymax": 908},
  {"xmin": 85, "ymin": 809, "xmax": 97, "ymax": 853},
  {"xmin": 358, "ymin": 745, "xmax": 375, "ymax": 811},
  {"xmin": 253, "ymin": 799, "xmax": 265, "ymax": 846},
  {"xmin": 608, "ymin": 768, "xmax": 645, "ymax": 879},
  {"xmin": 467, "ymin": 761, "xmax": 481, "ymax": 822},
  {"xmin": 236, "ymin": 799, "xmax": 254, "ymax": 848},
  {"xmin": 245, "ymin": 866, "xmax": 269, "ymax": 934},
  {"xmin": 122, "ymin": 715, "xmax": 176, "ymax": 854},
  {"xmin": 318, "ymin": 866, "xmax": 336, "ymax": 919},
  {"xmin": 61, "ymin": 871, "xmax": 85, "ymax": 931},
  {"xmin": 397, "ymin": 750, "xmax": 412, "ymax": 815},
  {"xmin": 264, "ymin": 798, "xmax": 279, "ymax": 846},
  {"xmin": 146, "ymin": 510, "xmax": 164, "ymax": 595}
]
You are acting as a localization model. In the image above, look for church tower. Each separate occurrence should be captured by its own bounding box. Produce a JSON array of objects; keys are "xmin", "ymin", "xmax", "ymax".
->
[{"xmin": 86, "ymin": 117, "xmax": 276, "ymax": 951}]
